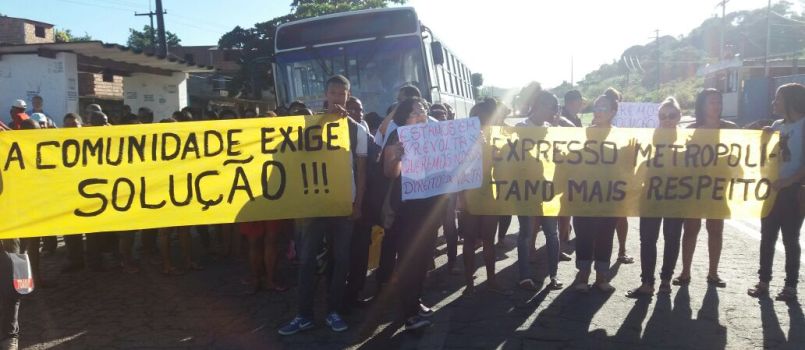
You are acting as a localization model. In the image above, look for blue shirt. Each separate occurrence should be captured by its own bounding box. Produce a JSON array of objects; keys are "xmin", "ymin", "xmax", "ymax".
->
[{"xmin": 772, "ymin": 118, "xmax": 804, "ymax": 179}]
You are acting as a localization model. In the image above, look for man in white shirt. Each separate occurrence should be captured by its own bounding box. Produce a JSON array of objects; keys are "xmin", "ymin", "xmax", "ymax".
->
[{"xmin": 280, "ymin": 75, "xmax": 368, "ymax": 336}]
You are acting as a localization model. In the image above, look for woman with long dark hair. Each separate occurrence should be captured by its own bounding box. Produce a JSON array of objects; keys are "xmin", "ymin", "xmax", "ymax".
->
[
  {"xmin": 572, "ymin": 88, "xmax": 622, "ymax": 293},
  {"xmin": 382, "ymin": 97, "xmax": 446, "ymax": 330},
  {"xmin": 675, "ymin": 89, "xmax": 737, "ymax": 288},
  {"xmin": 747, "ymin": 83, "xmax": 805, "ymax": 301}
]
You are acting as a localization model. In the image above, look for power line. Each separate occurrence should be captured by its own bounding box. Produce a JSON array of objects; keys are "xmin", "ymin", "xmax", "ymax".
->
[{"xmin": 55, "ymin": 0, "xmax": 136, "ymax": 12}]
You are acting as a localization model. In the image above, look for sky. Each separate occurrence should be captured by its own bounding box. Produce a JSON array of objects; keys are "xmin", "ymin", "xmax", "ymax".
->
[{"xmin": 0, "ymin": 0, "xmax": 790, "ymax": 88}]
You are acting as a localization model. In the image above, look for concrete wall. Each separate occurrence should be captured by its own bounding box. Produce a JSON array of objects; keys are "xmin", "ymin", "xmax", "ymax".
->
[
  {"xmin": 0, "ymin": 52, "xmax": 79, "ymax": 125},
  {"xmin": 123, "ymin": 72, "xmax": 188, "ymax": 119}
]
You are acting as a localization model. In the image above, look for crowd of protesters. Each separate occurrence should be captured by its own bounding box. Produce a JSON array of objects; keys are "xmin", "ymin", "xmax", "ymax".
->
[{"xmin": 0, "ymin": 76, "xmax": 803, "ymax": 348}]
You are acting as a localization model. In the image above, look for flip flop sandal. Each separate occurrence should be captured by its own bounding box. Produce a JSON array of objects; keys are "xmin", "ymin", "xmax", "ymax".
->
[
  {"xmin": 617, "ymin": 255, "xmax": 635, "ymax": 264},
  {"xmin": 547, "ymin": 280, "xmax": 564, "ymax": 290},
  {"xmin": 593, "ymin": 282, "xmax": 616, "ymax": 293},
  {"xmin": 625, "ymin": 287, "xmax": 654, "ymax": 298},
  {"xmin": 672, "ymin": 276, "xmax": 691, "ymax": 286},
  {"xmin": 775, "ymin": 287, "xmax": 797, "ymax": 302},
  {"xmin": 747, "ymin": 283, "xmax": 769, "ymax": 298},
  {"xmin": 573, "ymin": 281, "xmax": 590, "ymax": 292},
  {"xmin": 707, "ymin": 275, "xmax": 727, "ymax": 288}
]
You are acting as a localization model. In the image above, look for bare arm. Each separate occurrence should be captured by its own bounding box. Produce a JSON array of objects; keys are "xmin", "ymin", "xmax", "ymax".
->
[{"xmin": 383, "ymin": 143, "xmax": 403, "ymax": 179}]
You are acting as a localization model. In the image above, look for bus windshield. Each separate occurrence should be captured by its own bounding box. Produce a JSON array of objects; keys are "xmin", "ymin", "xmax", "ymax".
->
[{"xmin": 275, "ymin": 36, "xmax": 428, "ymax": 116}]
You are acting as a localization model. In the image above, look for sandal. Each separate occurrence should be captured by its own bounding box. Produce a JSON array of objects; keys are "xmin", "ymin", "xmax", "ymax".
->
[
  {"xmin": 518, "ymin": 279, "xmax": 539, "ymax": 291},
  {"xmin": 707, "ymin": 275, "xmax": 727, "ymax": 288},
  {"xmin": 672, "ymin": 276, "xmax": 691, "ymax": 286},
  {"xmin": 617, "ymin": 255, "xmax": 635, "ymax": 264},
  {"xmin": 747, "ymin": 283, "xmax": 769, "ymax": 298},
  {"xmin": 658, "ymin": 281, "xmax": 672, "ymax": 294},
  {"xmin": 573, "ymin": 280, "xmax": 590, "ymax": 292},
  {"xmin": 775, "ymin": 287, "xmax": 798, "ymax": 302},
  {"xmin": 625, "ymin": 286, "xmax": 654, "ymax": 298},
  {"xmin": 593, "ymin": 281, "xmax": 615, "ymax": 293},
  {"xmin": 547, "ymin": 278, "xmax": 564, "ymax": 291}
]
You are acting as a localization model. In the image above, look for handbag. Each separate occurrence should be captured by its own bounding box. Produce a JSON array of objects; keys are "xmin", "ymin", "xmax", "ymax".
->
[{"xmin": 1, "ymin": 240, "xmax": 34, "ymax": 295}]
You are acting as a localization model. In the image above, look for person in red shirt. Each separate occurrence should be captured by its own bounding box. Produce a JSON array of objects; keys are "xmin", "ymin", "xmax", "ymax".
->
[{"xmin": 8, "ymin": 100, "xmax": 29, "ymax": 130}]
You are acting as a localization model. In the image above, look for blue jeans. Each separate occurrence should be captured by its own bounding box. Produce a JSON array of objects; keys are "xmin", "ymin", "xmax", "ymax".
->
[
  {"xmin": 517, "ymin": 216, "xmax": 560, "ymax": 280},
  {"xmin": 639, "ymin": 217, "xmax": 683, "ymax": 284},
  {"xmin": 297, "ymin": 217, "xmax": 353, "ymax": 318},
  {"xmin": 759, "ymin": 184, "xmax": 803, "ymax": 288},
  {"xmin": 574, "ymin": 216, "xmax": 617, "ymax": 274}
]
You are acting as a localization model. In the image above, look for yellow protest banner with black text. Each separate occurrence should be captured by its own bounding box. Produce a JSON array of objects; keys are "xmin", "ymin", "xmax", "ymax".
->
[
  {"xmin": 467, "ymin": 126, "xmax": 780, "ymax": 219},
  {"xmin": 0, "ymin": 115, "xmax": 353, "ymax": 238}
]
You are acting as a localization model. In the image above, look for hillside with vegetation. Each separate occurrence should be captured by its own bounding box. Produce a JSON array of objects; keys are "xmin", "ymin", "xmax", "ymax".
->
[{"xmin": 482, "ymin": 1, "xmax": 805, "ymax": 113}]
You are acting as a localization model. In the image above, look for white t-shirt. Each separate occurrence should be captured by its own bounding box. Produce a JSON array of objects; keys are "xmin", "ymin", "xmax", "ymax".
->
[{"xmin": 351, "ymin": 121, "xmax": 369, "ymax": 202}]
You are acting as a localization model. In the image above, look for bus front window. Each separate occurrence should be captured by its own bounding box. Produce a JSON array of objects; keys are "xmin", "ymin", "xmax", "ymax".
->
[{"xmin": 275, "ymin": 37, "xmax": 427, "ymax": 115}]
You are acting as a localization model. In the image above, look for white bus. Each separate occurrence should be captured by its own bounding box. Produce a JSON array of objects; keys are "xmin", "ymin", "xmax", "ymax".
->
[{"xmin": 273, "ymin": 7, "xmax": 476, "ymax": 118}]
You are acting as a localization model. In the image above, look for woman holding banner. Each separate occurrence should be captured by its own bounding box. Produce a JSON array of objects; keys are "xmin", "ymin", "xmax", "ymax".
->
[
  {"xmin": 458, "ymin": 98, "xmax": 512, "ymax": 296},
  {"xmin": 382, "ymin": 97, "xmax": 446, "ymax": 331},
  {"xmin": 747, "ymin": 83, "xmax": 805, "ymax": 302},
  {"xmin": 572, "ymin": 88, "xmax": 622, "ymax": 293},
  {"xmin": 626, "ymin": 97, "xmax": 685, "ymax": 298},
  {"xmin": 515, "ymin": 92, "xmax": 568, "ymax": 291},
  {"xmin": 675, "ymin": 89, "xmax": 737, "ymax": 288}
]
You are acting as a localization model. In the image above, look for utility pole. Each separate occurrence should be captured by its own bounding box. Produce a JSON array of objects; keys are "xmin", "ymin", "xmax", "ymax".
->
[
  {"xmin": 717, "ymin": 0, "xmax": 730, "ymax": 61},
  {"xmin": 570, "ymin": 55, "xmax": 574, "ymax": 86},
  {"xmin": 155, "ymin": 0, "xmax": 168, "ymax": 57},
  {"xmin": 765, "ymin": 0, "xmax": 772, "ymax": 77},
  {"xmin": 134, "ymin": 1, "xmax": 163, "ymax": 53},
  {"xmin": 655, "ymin": 29, "xmax": 661, "ymax": 94}
]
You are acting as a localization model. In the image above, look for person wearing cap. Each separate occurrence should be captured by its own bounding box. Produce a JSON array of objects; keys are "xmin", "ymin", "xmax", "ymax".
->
[
  {"xmin": 8, "ymin": 100, "xmax": 30, "ymax": 130},
  {"xmin": 84, "ymin": 104, "xmax": 103, "ymax": 123},
  {"xmin": 29, "ymin": 113, "xmax": 49, "ymax": 129}
]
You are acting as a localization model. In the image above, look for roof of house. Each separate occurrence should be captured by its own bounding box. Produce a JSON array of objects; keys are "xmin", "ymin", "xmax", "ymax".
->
[
  {"xmin": 0, "ymin": 41, "xmax": 215, "ymax": 75},
  {"xmin": 0, "ymin": 16, "xmax": 54, "ymax": 28}
]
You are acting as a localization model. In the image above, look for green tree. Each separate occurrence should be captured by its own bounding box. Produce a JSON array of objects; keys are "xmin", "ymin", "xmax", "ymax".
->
[
  {"xmin": 54, "ymin": 29, "xmax": 92, "ymax": 43},
  {"xmin": 127, "ymin": 25, "xmax": 181, "ymax": 51},
  {"xmin": 218, "ymin": 0, "xmax": 406, "ymax": 99}
]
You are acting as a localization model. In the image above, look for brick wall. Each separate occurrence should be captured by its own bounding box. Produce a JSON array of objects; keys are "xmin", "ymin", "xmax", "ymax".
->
[
  {"xmin": 0, "ymin": 17, "xmax": 54, "ymax": 44},
  {"xmin": 78, "ymin": 73, "xmax": 124, "ymax": 99},
  {"xmin": 22, "ymin": 22, "xmax": 54, "ymax": 44},
  {"xmin": 0, "ymin": 18, "xmax": 25, "ymax": 44}
]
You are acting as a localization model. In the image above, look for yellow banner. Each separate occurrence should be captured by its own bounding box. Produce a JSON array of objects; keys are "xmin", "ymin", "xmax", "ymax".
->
[
  {"xmin": 0, "ymin": 115, "xmax": 353, "ymax": 238},
  {"xmin": 467, "ymin": 126, "xmax": 780, "ymax": 219}
]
